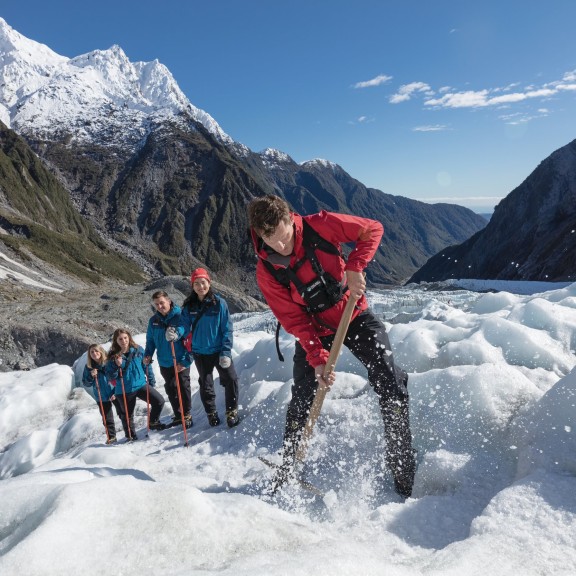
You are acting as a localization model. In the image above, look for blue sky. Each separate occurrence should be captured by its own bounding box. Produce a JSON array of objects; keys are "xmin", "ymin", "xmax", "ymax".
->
[{"xmin": 3, "ymin": 1, "xmax": 576, "ymax": 212}]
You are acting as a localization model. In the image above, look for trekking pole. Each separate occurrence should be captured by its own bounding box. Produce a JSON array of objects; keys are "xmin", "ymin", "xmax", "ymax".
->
[
  {"xmin": 118, "ymin": 365, "xmax": 132, "ymax": 441},
  {"xmin": 94, "ymin": 372, "xmax": 110, "ymax": 443},
  {"xmin": 170, "ymin": 341, "xmax": 189, "ymax": 447},
  {"xmin": 295, "ymin": 294, "xmax": 358, "ymax": 464},
  {"xmin": 144, "ymin": 364, "xmax": 151, "ymax": 437}
]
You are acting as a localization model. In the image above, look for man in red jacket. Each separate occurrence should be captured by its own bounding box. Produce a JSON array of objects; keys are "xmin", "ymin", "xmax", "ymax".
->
[{"xmin": 248, "ymin": 194, "xmax": 416, "ymax": 498}]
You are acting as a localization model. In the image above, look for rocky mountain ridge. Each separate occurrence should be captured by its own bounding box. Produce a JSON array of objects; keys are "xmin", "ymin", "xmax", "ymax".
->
[{"xmin": 410, "ymin": 139, "xmax": 576, "ymax": 283}]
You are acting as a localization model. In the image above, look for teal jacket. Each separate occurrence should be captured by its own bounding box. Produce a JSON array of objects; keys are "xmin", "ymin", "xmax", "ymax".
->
[
  {"xmin": 105, "ymin": 346, "xmax": 156, "ymax": 395},
  {"xmin": 82, "ymin": 363, "xmax": 115, "ymax": 402},
  {"xmin": 181, "ymin": 292, "xmax": 233, "ymax": 357},
  {"xmin": 144, "ymin": 304, "xmax": 191, "ymax": 368}
]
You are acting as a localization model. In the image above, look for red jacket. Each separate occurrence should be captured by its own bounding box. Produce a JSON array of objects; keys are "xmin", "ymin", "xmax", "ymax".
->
[{"xmin": 251, "ymin": 210, "xmax": 384, "ymax": 368}]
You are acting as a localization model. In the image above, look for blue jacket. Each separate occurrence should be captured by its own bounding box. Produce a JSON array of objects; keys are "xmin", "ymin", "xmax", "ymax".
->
[
  {"xmin": 105, "ymin": 346, "xmax": 156, "ymax": 395},
  {"xmin": 82, "ymin": 363, "xmax": 115, "ymax": 402},
  {"xmin": 182, "ymin": 293, "xmax": 233, "ymax": 357},
  {"xmin": 144, "ymin": 304, "xmax": 190, "ymax": 368}
]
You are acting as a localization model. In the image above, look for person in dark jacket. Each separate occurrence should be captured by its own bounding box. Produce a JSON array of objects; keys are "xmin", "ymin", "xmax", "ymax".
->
[
  {"xmin": 82, "ymin": 343, "xmax": 120, "ymax": 444},
  {"xmin": 106, "ymin": 328, "xmax": 166, "ymax": 441},
  {"xmin": 247, "ymin": 194, "xmax": 416, "ymax": 498},
  {"xmin": 181, "ymin": 268, "xmax": 240, "ymax": 428},
  {"xmin": 144, "ymin": 291, "xmax": 192, "ymax": 429}
]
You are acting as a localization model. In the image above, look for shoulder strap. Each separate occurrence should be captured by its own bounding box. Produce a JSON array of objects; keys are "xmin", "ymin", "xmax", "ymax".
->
[
  {"xmin": 301, "ymin": 218, "xmax": 340, "ymax": 256},
  {"xmin": 190, "ymin": 299, "xmax": 214, "ymax": 335},
  {"xmin": 262, "ymin": 258, "xmax": 290, "ymax": 287},
  {"xmin": 123, "ymin": 349, "xmax": 137, "ymax": 373}
]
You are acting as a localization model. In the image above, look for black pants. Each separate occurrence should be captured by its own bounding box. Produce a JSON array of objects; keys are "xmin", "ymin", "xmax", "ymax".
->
[
  {"xmin": 284, "ymin": 309, "xmax": 415, "ymax": 488},
  {"xmin": 193, "ymin": 352, "xmax": 239, "ymax": 414},
  {"xmin": 116, "ymin": 385, "xmax": 165, "ymax": 438},
  {"xmin": 97, "ymin": 399, "xmax": 120, "ymax": 438},
  {"xmin": 160, "ymin": 365, "xmax": 192, "ymax": 417}
]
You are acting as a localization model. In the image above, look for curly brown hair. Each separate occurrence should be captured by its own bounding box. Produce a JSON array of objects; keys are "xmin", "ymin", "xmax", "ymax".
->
[{"xmin": 247, "ymin": 195, "xmax": 292, "ymax": 237}]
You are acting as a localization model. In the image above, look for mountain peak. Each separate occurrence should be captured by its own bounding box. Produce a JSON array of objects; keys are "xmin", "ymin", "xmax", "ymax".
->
[
  {"xmin": 261, "ymin": 148, "xmax": 294, "ymax": 162},
  {"xmin": 301, "ymin": 158, "xmax": 339, "ymax": 171},
  {"xmin": 0, "ymin": 18, "xmax": 230, "ymax": 148},
  {"xmin": 0, "ymin": 17, "xmax": 64, "ymax": 63}
]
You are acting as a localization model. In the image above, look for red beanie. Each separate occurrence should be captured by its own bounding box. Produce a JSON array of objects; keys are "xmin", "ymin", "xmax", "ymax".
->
[{"xmin": 191, "ymin": 268, "xmax": 211, "ymax": 284}]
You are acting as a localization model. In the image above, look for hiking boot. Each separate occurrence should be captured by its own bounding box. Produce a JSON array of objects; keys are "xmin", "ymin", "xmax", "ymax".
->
[
  {"xmin": 207, "ymin": 412, "xmax": 221, "ymax": 427},
  {"xmin": 226, "ymin": 409, "xmax": 240, "ymax": 428},
  {"xmin": 171, "ymin": 413, "xmax": 193, "ymax": 428},
  {"xmin": 127, "ymin": 433, "xmax": 138, "ymax": 442},
  {"xmin": 149, "ymin": 420, "xmax": 167, "ymax": 431},
  {"xmin": 105, "ymin": 435, "xmax": 117, "ymax": 445}
]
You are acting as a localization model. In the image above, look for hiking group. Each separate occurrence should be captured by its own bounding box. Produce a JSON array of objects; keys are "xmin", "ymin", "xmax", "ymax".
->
[
  {"xmin": 82, "ymin": 268, "xmax": 240, "ymax": 443},
  {"xmin": 83, "ymin": 194, "xmax": 416, "ymax": 499}
]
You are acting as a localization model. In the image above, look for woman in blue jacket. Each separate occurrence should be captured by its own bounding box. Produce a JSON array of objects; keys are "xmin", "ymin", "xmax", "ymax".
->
[
  {"xmin": 182, "ymin": 268, "xmax": 240, "ymax": 428},
  {"xmin": 144, "ymin": 290, "xmax": 192, "ymax": 429},
  {"xmin": 82, "ymin": 343, "xmax": 120, "ymax": 444},
  {"xmin": 106, "ymin": 328, "xmax": 166, "ymax": 441}
]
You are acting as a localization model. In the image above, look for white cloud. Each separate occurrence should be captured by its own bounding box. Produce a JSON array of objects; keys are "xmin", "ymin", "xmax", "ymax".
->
[
  {"xmin": 390, "ymin": 68, "xmax": 576, "ymax": 115},
  {"xmin": 425, "ymin": 86, "xmax": 558, "ymax": 109},
  {"xmin": 353, "ymin": 74, "xmax": 393, "ymax": 89},
  {"xmin": 348, "ymin": 115, "xmax": 375, "ymax": 125},
  {"xmin": 556, "ymin": 83, "xmax": 576, "ymax": 92},
  {"xmin": 412, "ymin": 124, "xmax": 450, "ymax": 132},
  {"xmin": 390, "ymin": 82, "xmax": 433, "ymax": 103},
  {"xmin": 499, "ymin": 108, "xmax": 550, "ymax": 125},
  {"xmin": 425, "ymin": 90, "xmax": 490, "ymax": 108}
]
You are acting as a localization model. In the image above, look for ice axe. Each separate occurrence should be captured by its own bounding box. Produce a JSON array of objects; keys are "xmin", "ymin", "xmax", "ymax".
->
[{"xmin": 295, "ymin": 293, "xmax": 358, "ymax": 464}]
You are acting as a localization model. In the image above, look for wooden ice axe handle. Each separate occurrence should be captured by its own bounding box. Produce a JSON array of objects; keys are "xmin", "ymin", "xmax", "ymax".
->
[{"xmin": 295, "ymin": 294, "xmax": 358, "ymax": 463}]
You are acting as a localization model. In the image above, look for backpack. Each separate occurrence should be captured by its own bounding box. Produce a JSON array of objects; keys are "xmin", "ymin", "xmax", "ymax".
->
[{"xmin": 261, "ymin": 219, "xmax": 347, "ymax": 360}]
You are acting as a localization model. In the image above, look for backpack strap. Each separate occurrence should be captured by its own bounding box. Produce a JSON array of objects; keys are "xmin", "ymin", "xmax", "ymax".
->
[
  {"xmin": 275, "ymin": 321, "xmax": 284, "ymax": 362},
  {"xmin": 301, "ymin": 219, "xmax": 340, "ymax": 256}
]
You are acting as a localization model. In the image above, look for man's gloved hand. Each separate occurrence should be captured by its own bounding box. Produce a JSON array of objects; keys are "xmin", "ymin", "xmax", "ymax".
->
[
  {"xmin": 165, "ymin": 326, "xmax": 178, "ymax": 342},
  {"xmin": 219, "ymin": 355, "xmax": 231, "ymax": 369}
]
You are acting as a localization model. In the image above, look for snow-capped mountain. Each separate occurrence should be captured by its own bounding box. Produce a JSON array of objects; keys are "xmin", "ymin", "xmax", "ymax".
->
[
  {"xmin": 0, "ymin": 17, "xmax": 487, "ymax": 288},
  {"xmin": 0, "ymin": 17, "xmax": 231, "ymax": 149}
]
